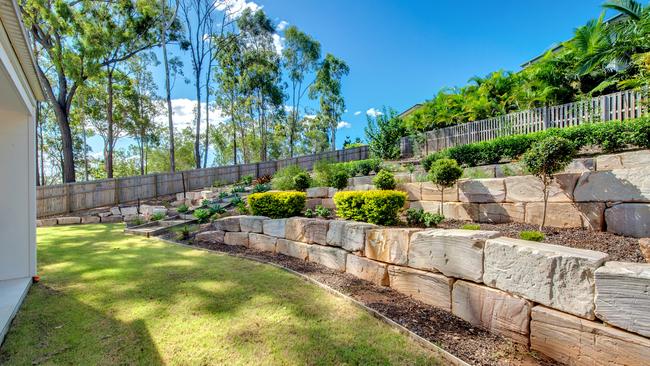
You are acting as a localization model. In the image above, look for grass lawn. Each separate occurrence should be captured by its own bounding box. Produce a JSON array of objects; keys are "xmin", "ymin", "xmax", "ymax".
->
[{"xmin": 0, "ymin": 224, "xmax": 439, "ymax": 365}]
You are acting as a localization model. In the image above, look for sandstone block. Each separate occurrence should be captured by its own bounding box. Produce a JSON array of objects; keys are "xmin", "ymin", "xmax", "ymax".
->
[
  {"xmin": 452, "ymin": 281, "xmax": 532, "ymax": 345},
  {"xmin": 248, "ymin": 233, "xmax": 277, "ymax": 253},
  {"xmin": 421, "ymin": 182, "xmax": 458, "ymax": 202},
  {"xmin": 326, "ymin": 221, "xmax": 377, "ymax": 252},
  {"xmin": 57, "ymin": 217, "xmax": 81, "ymax": 225},
  {"xmin": 120, "ymin": 206, "xmax": 138, "ymax": 216},
  {"xmin": 408, "ymin": 229, "xmax": 500, "ymax": 282},
  {"xmin": 365, "ymin": 228, "xmax": 420, "ymax": 265},
  {"xmin": 327, "ymin": 188, "xmax": 338, "ymax": 198},
  {"xmin": 307, "ymin": 187, "xmax": 329, "ymax": 198},
  {"xmin": 223, "ymin": 232, "xmax": 249, "ymax": 247},
  {"xmin": 81, "ymin": 216, "xmax": 101, "ymax": 224},
  {"xmin": 195, "ymin": 230, "xmax": 225, "ymax": 244},
  {"xmin": 442, "ymin": 202, "xmax": 479, "ymax": 221},
  {"xmin": 276, "ymin": 239, "xmax": 309, "ymax": 260},
  {"xmin": 640, "ymin": 238, "xmax": 650, "ymax": 263},
  {"xmin": 239, "ymin": 216, "xmax": 269, "ymax": 233},
  {"xmin": 563, "ymin": 157, "xmax": 595, "ymax": 173},
  {"xmin": 525, "ymin": 202, "xmax": 605, "ymax": 230},
  {"xmin": 213, "ymin": 216, "xmax": 243, "ymax": 232},
  {"xmin": 110, "ymin": 207, "xmax": 122, "ymax": 216},
  {"xmin": 504, "ymin": 174, "xmax": 578, "ymax": 203},
  {"xmin": 478, "ymin": 203, "xmax": 525, "ymax": 223},
  {"xmin": 39, "ymin": 218, "xmax": 58, "ymax": 227},
  {"xmin": 531, "ymin": 305, "xmax": 650, "ymax": 366},
  {"xmin": 463, "ymin": 165, "xmax": 496, "ymax": 179},
  {"xmin": 306, "ymin": 198, "xmax": 322, "ymax": 209},
  {"xmin": 596, "ymin": 150, "xmax": 650, "ymax": 171},
  {"xmin": 458, "ymin": 178, "xmax": 506, "ymax": 203},
  {"xmin": 605, "ymin": 203, "xmax": 650, "ymax": 238},
  {"xmin": 396, "ymin": 183, "xmax": 421, "ymax": 201},
  {"xmin": 495, "ymin": 162, "xmax": 526, "ymax": 177},
  {"xmin": 262, "ymin": 218, "xmax": 287, "ymax": 238},
  {"xmin": 351, "ymin": 176, "xmax": 374, "ymax": 186},
  {"xmin": 595, "ymin": 261, "xmax": 650, "ymax": 337},
  {"xmin": 321, "ymin": 198, "xmax": 336, "ymax": 209},
  {"xmin": 409, "ymin": 201, "xmax": 442, "ymax": 214},
  {"xmin": 285, "ymin": 218, "xmax": 329, "ymax": 245},
  {"xmin": 308, "ymin": 245, "xmax": 347, "ymax": 271},
  {"xmin": 101, "ymin": 215, "xmax": 122, "ymax": 223},
  {"xmin": 484, "ymin": 237, "xmax": 608, "ymax": 319},
  {"xmin": 387, "ymin": 265, "xmax": 453, "ymax": 311},
  {"xmin": 346, "ymin": 255, "xmax": 389, "ymax": 286},
  {"xmin": 574, "ymin": 168, "xmax": 650, "ymax": 203}
]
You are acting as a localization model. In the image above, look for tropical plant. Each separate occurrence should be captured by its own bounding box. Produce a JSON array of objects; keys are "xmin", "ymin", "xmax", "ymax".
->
[
  {"xmin": 150, "ymin": 212, "xmax": 166, "ymax": 221},
  {"xmin": 177, "ymin": 204, "xmax": 189, "ymax": 213},
  {"xmin": 193, "ymin": 208, "xmax": 211, "ymax": 223}
]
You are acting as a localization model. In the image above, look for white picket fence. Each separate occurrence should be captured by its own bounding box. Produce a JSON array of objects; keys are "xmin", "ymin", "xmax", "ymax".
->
[{"xmin": 401, "ymin": 90, "xmax": 646, "ymax": 157}]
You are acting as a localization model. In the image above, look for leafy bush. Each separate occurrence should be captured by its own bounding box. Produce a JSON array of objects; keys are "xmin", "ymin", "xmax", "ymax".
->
[
  {"xmin": 429, "ymin": 158, "xmax": 463, "ymax": 213},
  {"xmin": 368, "ymin": 158, "xmax": 383, "ymax": 174},
  {"xmin": 355, "ymin": 160, "xmax": 373, "ymax": 175},
  {"xmin": 240, "ymin": 175, "xmax": 253, "ymax": 185},
  {"xmin": 150, "ymin": 212, "xmax": 165, "ymax": 221},
  {"xmin": 252, "ymin": 183, "xmax": 271, "ymax": 193},
  {"xmin": 248, "ymin": 191, "xmax": 307, "ymax": 218},
  {"xmin": 230, "ymin": 195, "xmax": 244, "ymax": 206},
  {"xmin": 172, "ymin": 224, "xmax": 196, "ymax": 241},
  {"xmin": 271, "ymin": 165, "xmax": 309, "ymax": 191},
  {"xmin": 236, "ymin": 202, "xmax": 249, "ymax": 215},
  {"xmin": 313, "ymin": 160, "xmax": 349, "ymax": 188},
  {"xmin": 231, "ymin": 185, "xmax": 246, "ymax": 194},
  {"xmin": 218, "ymin": 192, "xmax": 228, "ymax": 199},
  {"xmin": 373, "ymin": 169, "xmax": 396, "ymax": 190},
  {"xmin": 293, "ymin": 172, "xmax": 311, "ymax": 191},
  {"xmin": 365, "ymin": 107, "xmax": 406, "ymax": 159},
  {"xmin": 334, "ymin": 190, "xmax": 406, "ymax": 225},
  {"xmin": 520, "ymin": 230, "xmax": 545, "ymax": 242},
  {"xmin": 177, "ymin": 204, "xmax": 189, "ymax": 213},
  {"xmin": 423, "ymin": 212, "xmax": 445, "ymax": 227},
  {"xmin": 304, "ymin": 208, "xmax": 315, "ymax": 218},
  {"xmin": 315, "ymin": 205, "xmax": 331, "ymax": 219},
  {"xmin": 201, "ymin": 199, "xmax": 211, "ymax": 207},
  {"xmin": 461, "ymin": 224, "xmax": 481, "ymax": 230},
  {"xmin": 208, "ymin": 204, "xmax": 226, "ymax": 215},
  {"xmin": 330, "ymin": 171, "xmax": 349, "ymax": 190},
  {"xmin": 193, "ymin": 208, "xmax": 211, "ymax": 223},
  {"xmin": 405, "ymin": 208, "xmax": 444, "ymax": 227}
]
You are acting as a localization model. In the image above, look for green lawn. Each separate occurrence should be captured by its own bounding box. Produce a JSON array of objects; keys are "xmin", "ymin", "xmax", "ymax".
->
[{"xmin": 0, "ymin": 224, "xmax": 439, "ymax": 365}]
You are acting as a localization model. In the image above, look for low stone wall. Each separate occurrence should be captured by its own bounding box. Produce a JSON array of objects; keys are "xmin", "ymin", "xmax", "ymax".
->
[
  {"xmin": 200, "ymin": 215, "xmax": 650, "ymax": 365},
  {"xmin": 36, "ymin": 204, "xmax": 168, "ymax": 227}
]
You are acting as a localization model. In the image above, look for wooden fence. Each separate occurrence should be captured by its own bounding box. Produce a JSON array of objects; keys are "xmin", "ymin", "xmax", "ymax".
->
[
  {"xmin": 37, "ymin": 146, "xmax": 369, "ymax": 218},
  {"xmin": 401, "ymin": 90, "xmax": 647, "ymax": 157}
]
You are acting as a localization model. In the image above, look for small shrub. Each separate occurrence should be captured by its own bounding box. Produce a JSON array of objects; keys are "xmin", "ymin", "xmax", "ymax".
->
[
  {"xmin": 218, "ymin": 191, "xmax": 228, "ymax": 199},
  {"xmin": 304, "ymin": 208, "xmax": 315, "ymax": 218},
  {"xmin": 230, "ymin": 195, "xmax": 244, "ymax": 206},
  {"xmin": 177, "ymin": 204, "xmax": 189, "ymax": 213},
  {"xmin": 240, "ymin": 175, "xmax": 253, "ymax": 185},
  {"xmin": 406, "ymin": 208, "xmax": 425, "ymax": 226},
  {"xmin": 248, "ymin": 191, "xmax": 307, "ymax": 218},
  {"xmin": 422, "ymin": 212, "xmax": 445, "ymax": 227},
  {"xmin": 405, "ymin": 163, "xmax": 415, "ymax": 174},
  {"xmin": 130, "ymin": 217, "xmax": 145, "ymax": 226},
  {"xmin": 252, "ymin": 183, "xmax": 271, "ymax": 193},
  {"xmin": 293, "ymin": 172, "xmax": 311, "ymax": 191},
  {"xmin": 313, "ymin": 160, "xmax": 349, "ymax": 188},
  {"xmin": 520, "ymin": 230, "xmax": 545, "ymax": 242},
  {"xmin": 315, "ymin": 205, "xmax": 331, "ymax": 219},
  {"xmin": 355, "ymin": 160, "xmax": 373, "ymax": 176},
  {"xmin": 334, "ymin": 190, "xmax": 406, "ymax": 226},
  {"xmin": 428, "ymin": 158, "xmax": 463, "ymax": 214},
  {"xmin": 208, "ymin": 204, "xmax": 226, "ymax": 215},
  {"xmin": 373, "ymin": 169, "xmax": 396, "ymax": 190},
  {"xmin": 150, "ymin": 212, "xmax": 165, "ymax": 221},
  {"xmin": 193, "ymin": 208, "xmax": 211, "ymax": 223},
  {"xmin": 405, "ymin": 208, "xmax": 444, "ymax": 227},
  {"xmin": 212, "ymin": 179, "xmax": 226, "ymax": 187},
  {"xmin": 330, "ymin": 171, "xmax": 349, "ymax": 190},
  {"xmin": 368, "ymin": 158, "xmax": 383, "ymax": 174},
  {"xmin": 231, "ymin": 185, "xmax": 246, "ymax": 194},
  {"xmin": 461, "ymin": 224, "xmax": 481, "ymax": 230},
  {"xmin": 173, "ymin": 224, "xmax": 195, "ymax": 241},
  {"xmin": 236, "ymin": 201, "xmax": 249, "ymax": 215},
  {"xmin": 272, "ymin": 165, "xmax": 309, "ymax": 190},
  {"xmin": 201, "ymin": 199, "xmax": 211, "ymax": 207}
]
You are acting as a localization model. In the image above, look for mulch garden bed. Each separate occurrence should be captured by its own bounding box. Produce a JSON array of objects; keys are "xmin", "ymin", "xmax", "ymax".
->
[
  {"xmin": 162, "ymin": 232, "xmax": 560, "ymax": 366},
  {"xmin": 438, "ymin": 220, "xmax": 645, "ymax": 263}
]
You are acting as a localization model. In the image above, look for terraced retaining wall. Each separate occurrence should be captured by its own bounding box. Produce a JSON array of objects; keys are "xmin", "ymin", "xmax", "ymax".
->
[{"xmin": 201, "ymin": 215, "xmax": 650, "ymax": 365}]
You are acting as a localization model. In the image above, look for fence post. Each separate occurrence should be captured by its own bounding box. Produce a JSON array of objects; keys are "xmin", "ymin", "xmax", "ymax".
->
[
  {"xmin": 114, "ymin": 178, "xmax": 120, "ymax": 205},
  {"xmin": 255, "ymin": 162, "xmax": 260, "ymax": 179},
  {"xmin": 601, "ymin": 95, "xmax": 608, "ymax": 122}
]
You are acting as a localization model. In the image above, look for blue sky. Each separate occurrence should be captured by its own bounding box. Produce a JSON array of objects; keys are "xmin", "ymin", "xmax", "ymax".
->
[{"xmin": 101, "ymin": 0, "xmax": 613, "ymax": 159}]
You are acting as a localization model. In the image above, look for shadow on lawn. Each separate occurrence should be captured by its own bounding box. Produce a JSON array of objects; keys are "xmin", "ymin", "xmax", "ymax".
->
[{"xmin": 6, "ymin": 224, "xmax": 431, "ymax": 365}]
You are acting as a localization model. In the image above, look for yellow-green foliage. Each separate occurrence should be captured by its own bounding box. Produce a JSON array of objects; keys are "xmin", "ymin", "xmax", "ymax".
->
[
  {"xmin": 519, "ymin": 230, "xmax": 545, "ymax": 242},
  {"xmin": 248, "ymin": 191, "xmax": 306, "ymax": 218},
  {"xmin": 333, "ymin": 190, "xmax": 407, "ymax": 225}
]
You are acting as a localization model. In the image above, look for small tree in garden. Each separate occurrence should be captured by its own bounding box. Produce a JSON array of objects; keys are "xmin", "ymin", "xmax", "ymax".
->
[
  {"xmin": 521, "ymin": 136, "xmax": 576, "ymax": 230},
  {"xmin": 428, "ymin": 158, "xmax": 463, "ymax": 214}
]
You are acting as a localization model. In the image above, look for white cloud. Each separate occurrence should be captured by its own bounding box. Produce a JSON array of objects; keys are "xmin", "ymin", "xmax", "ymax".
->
[
  {"xmin": 353, "ymin": 111, "xmax": 362, "ymax": 116},
  {"xmin": 216, "ymin": 0, "xmax": 262, "ymax": 19},
  {"xmin": 337, "ymin": 121, "xmax": 351, "ymax": 129},
  {"xmin": 155, "ymin": 98, "xmax": 227, "ymax": 133},
  {"xmin": 277, "ymin": 20, "xmax": 289, "ymax": 31},
  {"xmin": 366, "ymin": 108, "xmax": 383, "ymax": 117},
  {"xmin": 272, "ymin": 33, "xmax": 284, "ymax": 55}
]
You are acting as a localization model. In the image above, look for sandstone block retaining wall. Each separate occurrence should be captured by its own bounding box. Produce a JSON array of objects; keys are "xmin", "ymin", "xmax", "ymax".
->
[{"xmin": 206, "ymin": 215, "xmax": 650, "ymax": 365}]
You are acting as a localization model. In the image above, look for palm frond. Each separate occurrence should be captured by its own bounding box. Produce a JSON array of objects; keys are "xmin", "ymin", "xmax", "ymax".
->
[{"xmin": 603, "ymin": 0, "xmax": 643, "ymax": 21}]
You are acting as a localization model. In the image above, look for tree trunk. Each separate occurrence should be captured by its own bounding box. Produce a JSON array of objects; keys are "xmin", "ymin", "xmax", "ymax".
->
[
  {"xmin": 161, "ymin": 0, "xmax": 175, "ymax": 173},
  {"xmin": 331, "ymin": 120, "xmax": 336, "ymax": 151},
  {"xmin": 203, "ymin": 62, "xmax": 212, "ymax": 169},
  {"xmin": 540, "ymin": 182, "xmax": 549, "ymax": 231},
  {"xmin": 57, "ymin": 110, "xmax": 76, "ymax": 183},
  {"xmin": 231, "ymin": 96, "xmax": 237, "ymax": 165},
  {"xmin": 139, "ymin": 135, "xmax": 145, "ymax": 175},
  {"xmin": 194, "ymin": 77, "xmax": 202, "ymax": 169},
  {"xmin": 439, "ymin": 187, "xmax": 444, "ymax": 215},
  {"xmin": 105, "ymin": 67, "xmax": 114, "ymax": 178}
]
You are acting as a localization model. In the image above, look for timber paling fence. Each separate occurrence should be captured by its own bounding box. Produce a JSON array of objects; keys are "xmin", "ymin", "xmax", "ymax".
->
[
  {"xmin": 37, "ymin": 146, "xmax": 369, "ymax": 218},
  {"xmin": 400, "ymin": 89, "xmax": 647, "ymax": 157}
]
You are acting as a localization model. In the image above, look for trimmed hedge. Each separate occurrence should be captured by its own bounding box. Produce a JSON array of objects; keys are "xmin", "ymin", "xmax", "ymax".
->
[
  {"xmin": 333, "ymin": 190, "xmax": 407, "ymax": 225},
  {"xmin": 248, "ymin": 191, "xmax": 306, "ymax": 218},
  {"xmin": 422, "ymin": 117, "xmax": 650, "ymax": 171}
]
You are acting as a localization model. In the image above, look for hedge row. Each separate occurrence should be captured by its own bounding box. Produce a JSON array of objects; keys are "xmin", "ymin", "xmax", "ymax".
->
[
  {"xmin": 333, "ymin": 190, "xmax": 406, "ymax": 226},
  {"xmin": 422, "ymin": 117, "xmax": 650, "ymax": 170},
  {"xmin": 248, "ymin": 191, "xmax": 306, "ymax": 218}
]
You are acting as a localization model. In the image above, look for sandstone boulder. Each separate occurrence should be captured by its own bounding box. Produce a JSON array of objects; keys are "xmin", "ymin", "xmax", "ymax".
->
[
  {"xmin": 640, "ymin": 238, "xmax": 650, "ymax": 263},
  {"xmin": 121, "ymin": 206, "xmax": 138, "ymax": 216},
  {"xmin": 525, "ymin": 202, "xmax": 605, "ymax": 230},
  {"xmin": 326, "ymin": 221, "xmax": 377, "ymax": 252},
  {"xmin": 421, "ymin": 182, "xmax": 458, "ymax": 202},
  {"xmin": 531, "ymin": 305, "xmax": 650, "ymax": 366},
  {"xmin": 239, "ymin": 216, "xmax": 269, "ymax": 233},
  {"xmin": 563, "ymin": 157, "xmax": 594, "ymax": 173},
  {"xmin": 346, "ymin": 255, "xmax": 389, "ymax": 286},
  {"xmin": 483, "ymin": 237, "xmax": 608, "ymax": 319},
  {"xmin": 478, "ymin": 203, "xmax": 525, "ymax": 224},
  {"xmin": 262, "ymin": 218, "xmax": 287, "ymax": 238},
  {"xmin": 452, "ymin": 281, "xmax": 532, "ymax": 345},
  {"xmin": 408, "ymin": 229, "xmax": 500, "ymax": 282},
  {"xmin": 308, "ymin": 245, "xmax": 347, "ymax": 272},
  {"xmin": 595, "ymin": 261, "xmax": 650, "ymax": 337},
  {"xmin": 396, "ymin": 183, "xmax": 421, "ymax": 201},
  {"xmin": 306, "ymin": 198, "xmax": 322, "ymax": 209},
  {"xmin": 365, "ymin": 228, "xmax": 420, "ymax": 265},
  {"xmin": 276, "ymin": 239, "xmax": 309, "ymax": 260},
  {"xmin": 504, "ymin": 174, "xmax": 578, "ymax": 203},
  {"xmin": 224, "ymin": 232, "xmax": 249, "ymax": 247},
  {"xmin": 285, "ymin": 218, "xmax": 329, "ymax": 245},
  {"xmin": 596, "ymin": 150, "xmax": 650, "ymax": 171},
  {"xmin": 458, "ymin": 178, "xmax": 505, "ymax": 203},
  {"xmin": 39, "ymin": 218, "xmax": 57, "ymax": 227},
  {"xmin": 307, "ymin": 187, "xmax": 329, "ymax": 198},
  {"xmin": 350, "ymin": 176, "xmax": 374, "ymax": 186},
  {"xmin": 81, "ymin": 216, "xmax": 101, "ymax": 224},
  {"xmin": 321, "ymin": 198, "xmax": 336, "ymax": 209},
  {"xmin": 57, "ymin": 217, "xmax": 81, "ymax": 225},
  {"xmin": 574, "ymin": 168, "xmax": 650, "ymax": 203},
  {"xmin": 195, "ymin": 230, "xmax": 225, "ymax": 244},
  {"xmin": 101, "ymin": 215, "xmax": 122, "ymax": 223},
  {"xmin": 213, "ymin": 216, "xmax": 243, "ymax": 232},
  {"xmin": 605, "ymin": 203, "xmax": 650, "ymax": 238},
  {"xmin": 248, "ymin": 233, "xmax": 277, "ymax": 253},
  {"xmin": 387, "ymin": 265, "xmax": 453, "ymax": 311},
  {"xmin": 110, "ymin": 207, "xmax": 122, "ymax": 216},
  {"xmin": 442, "ymin": 202, "xmax": 479, "ymax": 221}
]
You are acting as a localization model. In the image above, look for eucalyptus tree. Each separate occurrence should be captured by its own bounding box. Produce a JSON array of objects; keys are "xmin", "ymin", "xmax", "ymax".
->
[
  {"xmin": 282, "ymin": 26, "xmax": 321, "ymax": 157},
  {"xmin": 309, "ymin": 54, "xmax": 349, "ymax": 151},
  {"xmin": 159, "ymin": 0, "xmax": 181, "ymax": 172}
]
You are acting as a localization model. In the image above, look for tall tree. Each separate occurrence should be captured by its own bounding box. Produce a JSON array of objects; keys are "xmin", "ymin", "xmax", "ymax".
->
[
  {"xmin": 159, "ymin": 0, "xmax": 181, "ymax": 172},
  {"xmin": 282, "ymin": 26, "xmax": 321, "ymax": 157},
  {"xmin": 309, "ymin": 54, "xmax": 349, "ymax": 151}
]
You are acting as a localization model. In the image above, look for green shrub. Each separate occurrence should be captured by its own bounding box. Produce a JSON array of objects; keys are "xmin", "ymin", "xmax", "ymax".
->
[
  {"xmin": 368, "ymin": 158, "xmax": 383, "ymax": 174},
  {"xmin": 193, "ymin": 209, "xmax": 211, "ymax": 223},
  {"xmin": 293, "ymin": 172, "xmax": 311, "ymax": 191},
  {"xmin": 150, "ymin": 212, "xmax": 165, "ymax": 221},
  {"xmin": 252, "ymin": 183, "xmax": 271, "ymax": 193},
  {"xmin": 172, "ymin": 224, "xmax": 196, "ymax": 241},
  {"xmin": 423, "ymin": 212, "xmax": 445, "ymax": 227},
  {"xmin": 405, "ymin": 208, "xmax": 444, "ymax": 227},
  {"xmin": 304, "ymin": 208, "xmax": 315, "ymax": 218},
  {"xmin": 218, "ymin": 191, "xmax": 228, "ymax": 199},
  {"xmin": 240, "ymin": 175, "xmax": 253, "ymax": 185},
  {"xmin": 271, "ymin": 165, "xmax": 309, "ymax": 191},
  {"xmin": 373, "ymin": 169, "xmax": 396, "ymax": 190},
  {"xmin": 236, "ymin": 202, "xmax": 249, "ymax": 215},
  {"xmin": 428, "ymin": 158, "xmax": 463, "ymax": 213},
  {"xmin": 519, "ymin": 230, "xmax": 545, "ymax": 242},
  {"xmin": 331, "ymin": 171, "xmax": 349, "ymax": 190},
  {"xmin": 231, "ymin": 185, "xmax": 246, "ymax": 194},
  {"xmin": 315, "ymin": 205, "xmax": 332, "ymax": 219},
  {"xmin": 334, "ymin": 190, "xmax": 406, "ymax": 226},
  {"xmin": 248, "ymin": 191, "xmax": 307, "ymax": 219},
  {"xmin": 461, "ymin": 224, "xmax": 481, "ymax": 230},
  {"xmin": 207, "ymin": 204, "xmax": 226, "ymax": 215},
  {"xmin": 177, "ymin": 204, "xmax": 189, "ymax": 213},
  {"xmin": 201, "ymin": 199, "xmax": 211, "ymax": 207},
  {"xmin": 356, "ymin": 160, "xmax": 373, "ymax": 175},
  {"xmin": 230, "ymin": 195, "xmax": 244, "ymax": 206},
  {"xmin": 313, "ymin": 160, "xmax": 349, "ymax": 188}
]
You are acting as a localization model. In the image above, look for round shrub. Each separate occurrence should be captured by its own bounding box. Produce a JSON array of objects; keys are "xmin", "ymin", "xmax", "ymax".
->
[
  {"xmin": 330, "ymin": 171, "xmax": 349, "ymax": 190},
  {"xmin": 428, "ymin": 158, "xmax": 463, "ymax": 190},
  {"xmin": 356, "ymin": 160, "xmax": 373, "ymax": 176},
  {"xmin": 293, "ymin": 172, "xmax": 311, "ymax": 191},
  {"xmin": 373, "ymin": 169, "xmax": 396, "ymax": 190},
  {"xmin": 521, "ymin": 136, "xmax": 576, "ymax": 179},
  {"xmin": 248, "ymin": 191, "xmax": 306, "ymax": 218}
]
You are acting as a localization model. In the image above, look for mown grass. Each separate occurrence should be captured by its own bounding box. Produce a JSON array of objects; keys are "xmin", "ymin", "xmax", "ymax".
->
[{"xmin": 0, "ymin": 224, "xmax": 439, "ymax": 365}]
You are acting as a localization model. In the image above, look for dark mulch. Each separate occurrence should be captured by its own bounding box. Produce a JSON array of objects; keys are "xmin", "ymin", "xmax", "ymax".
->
[
  {"xmin": 439, "ymin": 220, "xmax": 644, "ymax": 263},
  {"xmin": 164, "ymin": 232, "xmax": 560, "ymax": 366}
]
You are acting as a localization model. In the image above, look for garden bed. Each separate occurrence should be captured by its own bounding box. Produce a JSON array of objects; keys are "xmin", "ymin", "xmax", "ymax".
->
[
  {"xmin": 438, "ymin": 220, "xmax": 645, "ymax": 263},
  {"xmin": 179, "ymin": 233, "xmax": 559, "ymax": 366}
]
